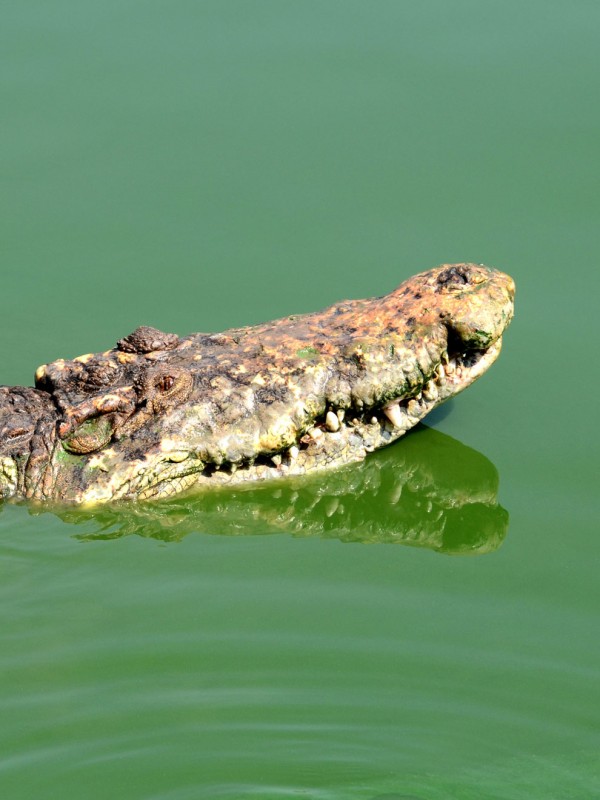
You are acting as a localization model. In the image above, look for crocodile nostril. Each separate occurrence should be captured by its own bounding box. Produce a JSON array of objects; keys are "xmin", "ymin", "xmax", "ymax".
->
[{"xmin": 436, "ymin": 265, "xmax": 471, "ymax": 287}]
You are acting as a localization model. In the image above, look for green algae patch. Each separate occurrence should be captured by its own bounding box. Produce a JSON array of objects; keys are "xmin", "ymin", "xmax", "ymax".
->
[
  {"xmin": 296, "ymin": 346, "xmax": 320, "ymax": 359},
  {"xmin": 55, "ymin": 448, "xmax": 84, "ymax": 466}
]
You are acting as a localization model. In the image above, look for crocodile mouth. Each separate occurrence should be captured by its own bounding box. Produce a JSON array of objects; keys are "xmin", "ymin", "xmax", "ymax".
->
[
  {"xmin": 124, "ymin": 336, "xmax": 503, "ymax": 502},
  {"xmin": 376, "ymin": 337, "xmax": 502, "ymax": 434}
]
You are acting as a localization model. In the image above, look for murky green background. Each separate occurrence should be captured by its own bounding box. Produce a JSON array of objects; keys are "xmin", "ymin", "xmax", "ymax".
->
[{"xmin": 2, "ymin": 2, "xmax": 598, "ymax": 797}]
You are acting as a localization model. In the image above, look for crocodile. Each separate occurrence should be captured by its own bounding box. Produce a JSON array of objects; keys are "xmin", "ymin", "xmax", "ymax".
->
[{"xmin": 0, "ymin": 263, "xmax": 514, "ymax": 505}]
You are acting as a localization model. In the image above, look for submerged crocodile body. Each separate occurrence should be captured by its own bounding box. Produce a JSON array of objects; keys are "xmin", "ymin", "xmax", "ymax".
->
[{"xmin": 0, "ymin": 263, "xmax": 514, "ymax": 505}]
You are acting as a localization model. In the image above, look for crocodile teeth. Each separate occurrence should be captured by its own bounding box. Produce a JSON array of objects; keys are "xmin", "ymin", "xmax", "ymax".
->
[
  {"xmin": 383, "ymin": 401, "xmax": 403, "ymax": 428},
  {"xmin": 407, "ymin": 399, "xmax": 420, "ymax": 417},
  {"xmin": 325, "ymin": 411, "xmax": 340, "ymax": 432},
  {"xmin": 289, "ymin": 445, "xmax": 299, "ymax": 461},
  {"xmin": 308, "ymin": 427, "xmax": 323, "ymax": 440},
  {"xmin": 271, "ymin": 454, "xmax": 282, "ymax": 467},
  {"xmin": 423, "ymin": 380, "xmax": 438, "ymax": 401}
]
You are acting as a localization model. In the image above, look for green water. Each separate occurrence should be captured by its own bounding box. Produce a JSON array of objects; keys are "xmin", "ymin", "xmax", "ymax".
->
[{"xmin": 1, "ymin": 2, "xmax": 599, "ymax": 797}]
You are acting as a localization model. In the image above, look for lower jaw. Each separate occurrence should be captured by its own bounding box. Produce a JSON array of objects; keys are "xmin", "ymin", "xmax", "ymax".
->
[
  {"xmin": 135, "ymin": 338, "xmax": 503, "ymax": 500},
  {"xmin": 138, "ymin": 471, "xmax": 198, "ymax": 501}
]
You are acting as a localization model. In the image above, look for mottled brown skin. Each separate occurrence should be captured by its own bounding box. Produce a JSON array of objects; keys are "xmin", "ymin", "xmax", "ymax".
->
[{"xmin": 0, "ymin": 263, "xmax": 515, "ymax": 505}]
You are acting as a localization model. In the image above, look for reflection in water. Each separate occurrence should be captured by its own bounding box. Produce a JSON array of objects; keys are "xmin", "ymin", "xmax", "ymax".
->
[{"xmin": 40, "ymin": 425, "xmax": 508, "ymax": 555}]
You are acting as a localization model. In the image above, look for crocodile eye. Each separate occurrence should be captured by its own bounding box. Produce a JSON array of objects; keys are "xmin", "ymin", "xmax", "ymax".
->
[
  {"xmin": 156, "ymin": 375, "xmax": 175, "ymax": 393},
  {"xmin": 145, "ymin": 368, "xmax": 193, "ymax": 413}
]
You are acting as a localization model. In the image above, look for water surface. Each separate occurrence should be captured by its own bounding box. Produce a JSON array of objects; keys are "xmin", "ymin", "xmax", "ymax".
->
[{"xmin": 2, "ymin": 2, "xmax": 599, "ymax": 797}]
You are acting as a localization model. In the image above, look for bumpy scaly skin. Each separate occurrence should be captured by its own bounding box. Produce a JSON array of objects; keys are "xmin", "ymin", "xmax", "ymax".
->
[{"xmin": 0, "ymin": 263, "xmax": 515, "ymax": 505}]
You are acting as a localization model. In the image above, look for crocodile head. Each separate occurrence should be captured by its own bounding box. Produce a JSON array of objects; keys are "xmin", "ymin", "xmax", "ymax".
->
[{"xmin": 0, "ymin": 263, "xmax": 514, "ymax": 505}]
